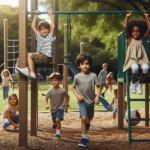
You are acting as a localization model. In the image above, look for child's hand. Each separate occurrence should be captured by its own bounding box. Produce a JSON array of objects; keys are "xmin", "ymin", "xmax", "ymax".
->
[
  {"xmin": 48, "ymin": 10, "xmax": 53, "ymax": 16},
  {"xmin": 15, "ymin": 124, "xmax": 19, "ymax": 128},
  {"xmin": 35, "ymin": 10, "xmax": 40, "ymax": 15},
  {"xmin": 143, "ymin": 10, "xmax": 148, "ymax": 17},
  {"xmin": 65, "ymin": 106, "xmax": 68, "ymax": 113},
  {"xmin": 108, "ymin": 105, "xmax": 111, "ymax": 108},
  {"xmin": 94, "ymin": 97, "xmax": 100, "ymax": 105},
  {"xmin": 45, "ymin": 105, "xmax": 50, "ymax": 110},
  {"xmin": 77, "ymin": 95, "xmax": 84, "ymax": 102},
  {"xmin": 126, "ymin": 10, "xmax": 132, "ymax": 17}
]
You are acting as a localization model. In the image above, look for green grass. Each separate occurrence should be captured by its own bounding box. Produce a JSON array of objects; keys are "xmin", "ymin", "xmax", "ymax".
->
[{"xmin": 0, "ymin": 81, "xmax": 148, "ymax": 113}]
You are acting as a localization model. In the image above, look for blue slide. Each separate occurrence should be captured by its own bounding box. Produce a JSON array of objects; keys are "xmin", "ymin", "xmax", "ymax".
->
[
  {"xmin": 68, "ymin": 62, "xmax": 79, "ymax": 75},
  {"xmin": 100, "ymin": 96, "xmax": 114, "ymax": 111}
]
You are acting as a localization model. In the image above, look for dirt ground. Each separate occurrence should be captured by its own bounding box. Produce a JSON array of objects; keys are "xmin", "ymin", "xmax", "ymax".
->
[{"xmin": 0, "ymin": 110, "xmax": 150, "ymax": 150}]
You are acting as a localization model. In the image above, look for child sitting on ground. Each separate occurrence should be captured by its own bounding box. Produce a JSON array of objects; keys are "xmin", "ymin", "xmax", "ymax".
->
[
  {"xmin": 45, "ymin": 72, "xmax": 70, "ymax": 139},
  {"xmin": 1, "ymin": 93, "xmax": 19, "ymax": 130},
  {"xmin": 16, "ymin": 10, "xmax": 55, "ymax": 79}
]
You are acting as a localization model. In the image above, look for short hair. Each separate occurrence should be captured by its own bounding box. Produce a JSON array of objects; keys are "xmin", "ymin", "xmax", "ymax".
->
[
  {"xmin": 102, "ymin": 63, "xmax": 108, "ymax": 67},
  {"xmin": 38, "ymin": 21, "xmax": 50, "ymax": 30},
  {"xmin": 8, "ymin": 93, "xmax": 19, "ymax": 106},
  {"xmin": 49, "ymin": 72, "xmax": 61, "ymax": 81},
  {"xmin": 75, "ymin": 53, "xmax": 92, "ymax": 67},
  {"xmin": 128, "ymin": 20, "xmax": 148, "ymax": 38},
  {"xmin": 114, "ymin": 89, "xmax": 118, "ymax": 93}
]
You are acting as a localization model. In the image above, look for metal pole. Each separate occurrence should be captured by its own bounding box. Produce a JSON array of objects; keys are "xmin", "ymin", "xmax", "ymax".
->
[
  {"xmin": 19, "ymin": 0, "xmax": 28, "ymax": 147},
  {"xmin": 31, "ymin": 0, "xmax": 38, "ymax": 136},
  {"xmin": 53, "ymin": 0, "xmax": 59, "ymax": 72},
  {"xmin": 4, "ymin": 19, "xmax": 8, "ymax": 69},
  {"xmin": 27, "ymin": 10, "xmax": 150, "ymax": 15},
  {"xmin": 80, "ymin": 42, "xmax": 84, "ymax": 54},
  {"xmin": 64, "ymin": 24, "xmax": 68, "ymax": 92}
]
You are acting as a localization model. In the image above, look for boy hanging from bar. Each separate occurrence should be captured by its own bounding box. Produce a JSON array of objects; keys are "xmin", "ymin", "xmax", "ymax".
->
[{"xmin": 16, "ymin": 10, "xmax": 55, "ymax": 78}]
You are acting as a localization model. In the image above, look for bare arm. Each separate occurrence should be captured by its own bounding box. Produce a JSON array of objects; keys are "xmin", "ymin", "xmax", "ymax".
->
[
  {"xmin": 108, "ymin": 98, "xmax": 114, "ymax": 108},
  {"xmin": 142, "ymin": 11, "xmax": 150, "ymax": 40},
  {"xmin": 124, "ymin": 11, "xmax": 132, "ymax": 43},
  {"xmin": 45, "ymin": 98, "xmax": 50, "ymax": 109},
  {"xmin": 72, "ymin": 87, "xmax": 84, "ymax": 102},
  {"xmin": 64, "ymin": 95, "xmax": 70, "ymax": 113},
  {"xmin": 94, "ymin": 85, "xmax": 101, "ymax": 104},
  {"xmin": 31, "ymin": 10, "xmax": 40, "ymax": 34},
  {"xmin": 48, "ymin": 10, "xmax": 55, "ymax": 36}
]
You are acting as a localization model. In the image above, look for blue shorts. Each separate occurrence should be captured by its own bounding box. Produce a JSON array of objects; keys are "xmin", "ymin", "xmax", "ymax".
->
[
  {"xmin": 51, "ymin": 109, "xmax": 64, "ymax": 123},
  {"xmin": 78, "ymin": 101, "xmax": 94, "ymax": 119},
  {"xmin": 112, "ymin": 107, "xmax": 117, "ymax": 115}
]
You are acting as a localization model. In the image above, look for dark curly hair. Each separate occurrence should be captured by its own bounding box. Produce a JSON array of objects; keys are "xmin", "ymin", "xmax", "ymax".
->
[
  {"xmin": 75, "ymin": 53, "xmax": 92, "ymax": 67},
  {"xmin": 128, "ymin": 19, "xmax": 148, "ymax": 38}
]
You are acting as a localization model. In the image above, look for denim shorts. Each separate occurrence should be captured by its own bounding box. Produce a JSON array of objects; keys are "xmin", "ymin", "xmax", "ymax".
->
[
  {"xmin": 51, "ymin": 109, "xmax": 64, "ymax": 123},
  {"xmin": 78, "ymin": 101, "xmax": 94, "ymax": 119},
  {"xmin": 112, "ymin": 107, "xmax": 118, "ymax": 115},
  {"xmin": 32, "ymin": 52, "xmax": 51, "ymax": 64}
]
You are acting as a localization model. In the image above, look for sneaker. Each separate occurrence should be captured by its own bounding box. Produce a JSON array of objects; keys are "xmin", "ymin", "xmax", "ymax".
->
[
  {"xmin": 137, "ymin": 83, "xmax": 143, "ymax": 95},
  {"xmin": 16, "ymin": 67, "xmax": 29, "ymax": 77},
  {"xmin": 55, "ymin": 134, "xmax": 61, "ymax": 139},
  {"xmin": 14, "ymin": 127, "xmax": 19, "ymax": 131},
  {"xmin": 86, "ymin": 123, "xmax": 90, "ymax": 131},
  {"xmin": 30, "ymin": 72, "xmax": 36, "ymax": 79},
  {"xmin": 78, "ymin": 138, "xmax": 89, "ymax": 148},
  {"xmin": 130, "ymin": 83, "xmax": 136, "ymax": 94},
  {"xmin": 52, "ymin": 123, "xmax": 57, "ymax": 129}
]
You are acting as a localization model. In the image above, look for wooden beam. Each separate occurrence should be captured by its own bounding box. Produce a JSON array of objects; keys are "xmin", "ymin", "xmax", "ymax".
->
[
  {"xmin": 19, "ymin": 0, "xmax": 28, "ymax": 147},
  {"xmin": 4, "ymin": 19, "xmax": 8, "ymax": 69}
]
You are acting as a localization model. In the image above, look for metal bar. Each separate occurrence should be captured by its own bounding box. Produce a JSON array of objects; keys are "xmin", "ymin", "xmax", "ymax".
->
[
  {"xmin": 130, "ymin": 98, "xmax": 150, "ymax": 101},
  {"xmin": 8, "ymin": 45, "xmax": 19, "ymax": 48},
  {"xmin": 7, "ymin": 51, "xmax": 19, "ymax": 54},
  {"xmin": 145, "ymin": 84, "xmax": 149, "ymax": 126},
  {"xmin": 7, "ymin": 39, "xmax": 19, "ymax": 42},
  {"xmin": 130, "ymin": 118, "xmax": 150, "ymax": 121},
  {"xmin": 27, "ymin": 10, "xmax": 150, "ymax": 15},
  {"xmin": 132, "ymin": 139, "xmax": 150, "ymax": 142}
]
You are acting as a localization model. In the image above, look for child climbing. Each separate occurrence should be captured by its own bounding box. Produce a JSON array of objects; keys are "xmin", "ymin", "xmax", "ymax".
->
[{"xmin": 123, "ymin": 10, "xmax": 150, "ymax": 94}]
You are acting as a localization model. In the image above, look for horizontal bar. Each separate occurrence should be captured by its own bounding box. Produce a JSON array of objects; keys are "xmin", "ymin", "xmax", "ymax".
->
[
  {"xmin": 27, "ymin": 10, "xmax": 150, "ymax": 15},
  {"xmin": 8, "ymin": 45, "xmax": 19, "ymax": 48},
  {"xmin": 7, "ymin": 39, "xmax": 19, "ymax": 42},
  {"xmin": 129, "ymin": 98, "xmax": 150, "ymax": 101},
  {"xmin": 7, "ymin": 51, "xmax": 19, "ymax": 54},
  {"xmin": 132, "ymin": 139, "xmax": 150, "ymax": 142},
  {"xmin": 130, "ymin": 118, "xmax": 150, "ymax": 121}
]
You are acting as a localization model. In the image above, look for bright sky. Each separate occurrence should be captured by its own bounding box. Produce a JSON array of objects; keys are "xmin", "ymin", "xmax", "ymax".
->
[{"xmin": 0, "ymin": 0, "xmax": 19, "ymax": 7}]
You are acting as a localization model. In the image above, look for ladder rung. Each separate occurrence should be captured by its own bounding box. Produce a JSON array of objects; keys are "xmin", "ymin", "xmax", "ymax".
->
[
  {"xmin": 132, "ymin": 139, "xmax": 150, "ymax": 142},
  {"xmin": 129, "ymin": 98, "xmax": 150, "ymax": 101},
  {"xmin": 130, "ymin": 118, "xmax": 150, "ymax": 121}
]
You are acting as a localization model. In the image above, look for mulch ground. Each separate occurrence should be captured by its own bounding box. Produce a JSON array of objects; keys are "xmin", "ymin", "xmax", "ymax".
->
[{"xmin": 0, "ymin": 110, "xmax": 150, "ymax": 150}]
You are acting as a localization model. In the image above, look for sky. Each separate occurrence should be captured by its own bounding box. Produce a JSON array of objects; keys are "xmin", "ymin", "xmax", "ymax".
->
[{"xmin": 0, "ymin": 0, "xmax": 19, "ymax": 7}]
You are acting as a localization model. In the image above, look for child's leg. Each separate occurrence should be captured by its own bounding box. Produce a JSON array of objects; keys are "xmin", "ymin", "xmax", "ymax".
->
[
  {"xmin": 81, "ymin": 116, "xmax": 88, "ymax": 134},
  {"xmin": 3, "ymin": 87, "xmax": 6, "ymax": 100},
  {"xmin": 28, "ymin": 53, "xmax": 34, "ymax": 73},
  {"xmin": 11, "ymin": 114, "xmax": 19, "ymax": 124},
  {"xmin": 3, "ymin": 118, "xmax": 11, "ymax": 128}
]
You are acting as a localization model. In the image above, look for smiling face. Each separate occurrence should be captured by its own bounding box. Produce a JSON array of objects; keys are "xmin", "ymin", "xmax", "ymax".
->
[
  {"xmin": 9, "ymin": 96, "xmax": 17, "ymax": 106},
  {"xmin": 3, "ymin": 71, "xmax": 9, "ymax": 77},
  {"xmin": 50, "ymin": 78, "xmax": 60, "ymax": 88},
  {"xmin": 79, "ymin": 60, "xmax": 90, "ymax": 75},
  {"xmin": 132, "ymin": 26, "xmax": 140, "ymax": 40},
  {"xmin": 39, "ymin": 27, "xmax": 50, "ymax": 37}
]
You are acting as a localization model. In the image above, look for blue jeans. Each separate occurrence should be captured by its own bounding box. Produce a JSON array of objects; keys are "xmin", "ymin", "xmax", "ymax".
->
[
  {"xmin": 3, "ymin": 87, "xmax": 9, "ymax": 100},
  {"xmin": 3, "ymin": 114, "xmax": 19, "ymax": 128}
]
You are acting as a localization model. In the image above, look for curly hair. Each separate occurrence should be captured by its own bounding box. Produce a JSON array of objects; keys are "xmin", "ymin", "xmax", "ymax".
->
[
  {"xmin": 75, "ymin": 53, "xmax": 92, "ymax": 67},
  {"xmin": 128, "ymin": 19, "xmax": 148, "ymax": 38}
]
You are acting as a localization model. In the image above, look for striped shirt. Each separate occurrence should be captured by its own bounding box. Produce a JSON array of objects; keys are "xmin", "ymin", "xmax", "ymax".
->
[{"xmin": 36, "ymin": 32, "xmax": 55, "ymax": 57}]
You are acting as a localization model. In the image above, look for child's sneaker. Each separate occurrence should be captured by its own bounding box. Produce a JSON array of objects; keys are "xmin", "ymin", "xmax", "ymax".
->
[
  {"xmin": 30, "ymin": 72, "xmax": 36, "ymax": 79},
  {"xmin": 130, "ymin": 83, "xmax": 136, "ymax": 94},
  {"xmin": 86, "ymin": 123, "xmax": 90, "ymax": 131},
  {"xmin": 16, "ymin": 67, "xmax": 29, "ymax": 77},
  {"xmin": 137, "ymin": 83, "xmax": 143, "ymax": 95},
  {"xmin": 55, "ymin": 134, "xmax": 61, "ymax": 139},
  {"xmin": 14, "ymin": 127, "xmax": 19, "ymax": 131},
  {"xmin": 78, "ymin": 138, "xmax": 89, "ymax": 148},
  {"xmin": 52, "ymin": 123, "xmax": 57, "ymax": 129}
]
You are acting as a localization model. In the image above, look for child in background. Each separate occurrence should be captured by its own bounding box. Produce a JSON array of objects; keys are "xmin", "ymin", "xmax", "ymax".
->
[
  {"xmin": 1, "ymin": 93, "xmax": 19, "ymax": 130},
  {"xmin": 98, "ymin": 63, "xmax": 108, "ymax": 97},
  {"xmin": 16, "ymin": 10, "xmax": 55, "ymax": 79},
  {"xmin": 1, "ymin": 69, "xmax": 12, "ymax": 103},
  {"xmin": 123, "ymin": 10, "xmax": 150, "ymax": 94},
  {"xmin": 106, "ymin": 72, "xmax": 116, "ymax": 93},
  {"xmin": 72, "ymin": 53, "xmax": 101, "ymax": 148},
  {"xmin": 45, "ymin": 72, "xmax": 70, "ymax": 139},
  {"xmin": 108, "ymin": 89, "xmax": 118, "ymax": 124}
]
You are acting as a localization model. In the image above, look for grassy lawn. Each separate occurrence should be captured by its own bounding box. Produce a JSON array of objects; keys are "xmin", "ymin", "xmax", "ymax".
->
[{"xmin": 0, "ymin": 81, "xmax": 148, "ymax": 113}]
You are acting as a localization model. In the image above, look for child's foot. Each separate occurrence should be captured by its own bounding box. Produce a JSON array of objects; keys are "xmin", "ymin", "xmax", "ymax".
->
[
  {"xmin": 16, "ymin": 67, "xmax": 29, "ymax": 77},
  {"xmin": 55, "ymin": 134, "xmax": 61, "ymax": 139},
  {"xmin": 0, "ymin": 126, "xmax": 6, "ymax": 131},
  {"xmin": 137, "ymin": 83, "xmax": 142, "ymax": 95},
  {"xmin": 130, "ymin": 83, "xmax": 136, "ymax": 94},
  {"xmin": 78, "ymin": 138, "xmax": 89, "ymax": 148},
  {"xmin": 14, "ymin": 127, "xmax": 19, "ymax": 131},
  {"xmin": 86, "ymin": 123, "xmax": 90, "ymax": 131},
  {"xmin": 30, "ymin": 72, "xmax": 36, "ymax": 79},
  {"xmin": 52, "ymin": 123, "xmax": 57, "ymax": 129}
]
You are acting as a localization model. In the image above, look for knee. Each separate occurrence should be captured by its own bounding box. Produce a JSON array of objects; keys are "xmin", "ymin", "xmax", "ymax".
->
[
  {"xmin": 55, "ymin": 118, "xmax": 61, "ymax": 124},
  {"xmin": 141, "ymin": 64, "xmax": 149, "ymax": 74},
  {"xmin": 81, "ymin": 116, "xmax": 87, "ymax": 124},
  {"xmin": 131, "ymin": 63, "xmax": 139, "ymax": 74}
]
